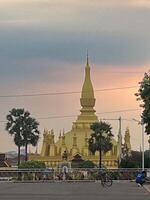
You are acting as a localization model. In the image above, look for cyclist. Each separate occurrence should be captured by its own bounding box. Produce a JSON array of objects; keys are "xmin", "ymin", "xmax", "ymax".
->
[
  {"xmin": 97, "ymin": 168, "xmax": 113, "ymax": 187},
  {"xmin": 136, "ymin": 171, "xmax": 146, "ymax": 186}
]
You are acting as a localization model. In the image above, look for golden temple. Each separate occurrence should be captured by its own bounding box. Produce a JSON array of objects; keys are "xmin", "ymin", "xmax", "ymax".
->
[{"xmin": 30, "ymin": 56, "xmax": 131, "ymax": 168}]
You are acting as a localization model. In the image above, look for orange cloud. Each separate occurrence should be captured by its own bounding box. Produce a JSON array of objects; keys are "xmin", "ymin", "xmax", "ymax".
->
[{"xmin": 131, "ymin": 0, "xmax": 150, "ymax": 8}]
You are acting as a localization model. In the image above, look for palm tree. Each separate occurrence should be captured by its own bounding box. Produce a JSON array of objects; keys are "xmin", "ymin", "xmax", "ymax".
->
[
  {"xmin": 22, "ymin": 112, "xmax": 40, "ymax": 161},
  {"xmin": 6, "ymin": 108, "xmax": 40, "ymax": 164},
  {"xmin": 88, "ymin": 121, "xmax": 113, "ymax": 168},
  {"xmin": 6, "ymin": 108, "xmax": 25, "ymax": 165}
]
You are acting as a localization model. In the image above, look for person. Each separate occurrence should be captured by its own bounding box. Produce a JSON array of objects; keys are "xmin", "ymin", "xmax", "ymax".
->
[{"xmin": 136, "ymin": 171, "xmax": 146, "ymax": 186}]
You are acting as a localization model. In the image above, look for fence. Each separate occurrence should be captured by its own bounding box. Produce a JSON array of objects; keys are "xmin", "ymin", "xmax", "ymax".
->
[{"xmin": 0, "ymin": 168, "xmax": 149, "ymax": 181}]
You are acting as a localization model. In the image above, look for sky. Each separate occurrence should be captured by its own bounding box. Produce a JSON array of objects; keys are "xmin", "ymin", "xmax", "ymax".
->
[{"xmin": 0, "ymin": 0, "xmax": 150, "ymax": 153}]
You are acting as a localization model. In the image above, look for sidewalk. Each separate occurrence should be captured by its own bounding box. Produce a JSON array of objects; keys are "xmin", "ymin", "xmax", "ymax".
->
[{"xmin": 144, "ymin": 184, "xmax": 150, "ymax": 193}]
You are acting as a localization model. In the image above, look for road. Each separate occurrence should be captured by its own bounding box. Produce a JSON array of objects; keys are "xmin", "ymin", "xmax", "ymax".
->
[{"xmin": 0, "ymin": 181, "xmax": 149, "ymax": 200}]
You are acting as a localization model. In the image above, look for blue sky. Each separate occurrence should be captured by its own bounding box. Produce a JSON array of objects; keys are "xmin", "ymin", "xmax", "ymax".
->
[{"xmin": 0, "ymin": 0, "xmax": 150, "ymax": 152}]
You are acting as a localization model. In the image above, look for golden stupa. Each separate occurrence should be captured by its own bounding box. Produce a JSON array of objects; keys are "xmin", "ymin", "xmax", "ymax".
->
[{"xmin": 30, "ymin": 56, "xmax": 131, "ymax": 168}]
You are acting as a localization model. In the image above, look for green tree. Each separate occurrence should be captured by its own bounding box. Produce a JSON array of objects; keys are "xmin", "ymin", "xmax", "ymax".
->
[
  {"xmin": 19, "ymin": 161, "xmax": 46, "ymax": 169},
  {"xmin": 6, "ymin": 109, "xmax": 25, "ymax": 165},
  {"xmin": 21, "ymin": 111, "xmax": 40, "ymax": 161},
  {"xmin": 119, "ymin": 151, "xmax": 141, "ymax": 168},
  {"xmin": 6, "ymin": 108, "xmax": 40, "ymax": 164},
  {"xmin": 120, "ymin": 150, "xmax": 150, "ymax": 168},
  {"xmin": 136, "ymin": 71, "xmax": 150, "ymax": 135},
  {"xmin": 88, "ymin": 121, "xmax": 113, "ymax": 168},
  {"xmin": 144, "ymin": 150, "xmax": 150, "ymax": 168},
  {"xmin": 80, "ymin": 160, "xmax": 96, "ymax": 168}
]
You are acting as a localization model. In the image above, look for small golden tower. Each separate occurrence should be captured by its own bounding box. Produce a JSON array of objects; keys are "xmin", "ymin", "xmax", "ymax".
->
[{"xmin": 124, "ymin": 127, "xmax": 131, "ymax": 156}]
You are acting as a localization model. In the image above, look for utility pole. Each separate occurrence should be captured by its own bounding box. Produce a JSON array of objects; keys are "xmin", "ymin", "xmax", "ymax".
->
[
  {"xmin": 148, "ymin": 136, "xmax": 150, "ymax": 168},
  {"xmin": 133, "ymin": 119, "xmax": 145, "ymax": 171},
  {"xmin": 148, "ymin": 136, "xmax": 150, "ymax": 151},
  {"xmin": 142, "ymin": 123, "xmax": 144, "ymax": 171},
  {"xmin": 118, "ymin": 116, "xmax": 122, "ymax": 163}
]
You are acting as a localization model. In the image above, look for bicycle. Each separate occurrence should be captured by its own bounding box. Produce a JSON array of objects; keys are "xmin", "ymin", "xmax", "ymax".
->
[{"xmin": 97, "ymin": 170, "xmax": 113, "ymax": 187}]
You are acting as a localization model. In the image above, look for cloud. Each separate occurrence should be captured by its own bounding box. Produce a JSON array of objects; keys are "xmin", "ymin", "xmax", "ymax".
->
[{"xmin": 0, "ymin": 28, "xmax": 150, "ymax": 68}]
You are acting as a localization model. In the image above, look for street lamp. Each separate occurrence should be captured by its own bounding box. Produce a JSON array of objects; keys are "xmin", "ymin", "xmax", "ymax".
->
[
  {"xmin": 148, "ymin": 136, "xmax": 150, "ymax": 151},
  {"xmin": 132, "ymin": 118, "xmax": 145, "ymax": 171},
  {"xmin": 148, "ymin": 136, "xmax": 150, "ymax": 168}
]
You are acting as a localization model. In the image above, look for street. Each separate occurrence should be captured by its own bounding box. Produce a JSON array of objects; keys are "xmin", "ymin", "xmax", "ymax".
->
[{"xmin": 0, "ymin": 182, "xmax": 149, "ymax": 200}]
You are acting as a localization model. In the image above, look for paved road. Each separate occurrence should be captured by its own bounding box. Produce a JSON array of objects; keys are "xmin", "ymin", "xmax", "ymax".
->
[{"xmin": 0, "ymin": 182, "xmax": 149, "ymax": 200}]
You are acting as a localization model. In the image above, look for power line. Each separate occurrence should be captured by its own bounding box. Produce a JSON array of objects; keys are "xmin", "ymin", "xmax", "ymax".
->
[
  {"xmin": 28, "ymin": 108, "xmax": 142, "ymax": 120},
  {"xmin": 0, "ymin": 86, "xmax": 138, "ymax": 98},
  {"xmin": 100, "ymin": 71, "xmax": 144, "ymax": 74},
  {"xmin": 95, "ymin": 86, "xmax": 138, "ymax": 92},
  {"xmin": 0, "ymin": 108, "xmax": 141, "ymax": 123},
  {"xmin": 97, "ymin": 108, "xmax": 140, "ymax": 115}
]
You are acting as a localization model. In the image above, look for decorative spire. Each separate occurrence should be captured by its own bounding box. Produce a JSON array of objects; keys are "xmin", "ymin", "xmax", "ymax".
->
[
  {"xmin": 124, "ymin": 127, "xmax": 131, "ymax": 156},
  {"xmin": 43, "ymin": 129, "xmax": 47, "ymax": 136},
  {"xmin": 86, "ymin": 50, "xmax": 89, "ymax": 67},
  {"xmin": 63, "ymin": 128, "xmax": 65, "ymax": 136},
  {"xmin": 80, "ymin": 55, "xmax": 96, "ymax": 109},
  {"xmin": 62, "ymin": 131, "xmax": 65, "ymax": 146},
  {"xmin": 51, "ymin": 129, "xmax": 54, "ymax": 135},
  {"xmin": 75, "ymin": 55, "xmax": 98, "ymax": 123},
  {"xmin": 59, "ymin": 130, "xmax": 61, "ymax": 139}
]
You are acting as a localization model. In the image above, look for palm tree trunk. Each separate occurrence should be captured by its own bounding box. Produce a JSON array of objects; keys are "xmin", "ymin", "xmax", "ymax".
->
[
  {"xmin": 25, "ymin": 143, "xmax": 28, "ymax": 161},
  {"xmin": 99, "ymin": 150, "xmax": 102, "ymax": 168},
  {"xmin": 18, "ymin": 146, "xmax": 20, "ymax": 166},
  {"xmin": 99, "ymin": 133, "xmax": 102, "ymax": 168}
]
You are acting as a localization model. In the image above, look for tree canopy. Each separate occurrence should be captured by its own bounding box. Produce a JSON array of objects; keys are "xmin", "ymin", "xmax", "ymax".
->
[
  {"xmin": 6, "ymin": 108, "xmax": 40, "ymax": 164},
  {"xmin": 80, "ymin": 160, "xmax": 96, "ymax": 168},
  {"xmin": 19, "ymin": 161, "xmax": 46, "ymax": 169},
  {"xmin": 119, "ymin": 150, "xmax": 150, "ymax": 168},
  {"xmin": 88, "ymin": 121, "xmax": 113, "ymax": 168},
  {"xmin": 136, "ymin": 71, "xmax": 150, "ymax": 134}
]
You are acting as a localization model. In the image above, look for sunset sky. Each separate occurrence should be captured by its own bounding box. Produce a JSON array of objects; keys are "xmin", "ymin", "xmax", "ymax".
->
[{"xmin": 0, "ymin": 0, "xmax": 150, "ymax": 152}]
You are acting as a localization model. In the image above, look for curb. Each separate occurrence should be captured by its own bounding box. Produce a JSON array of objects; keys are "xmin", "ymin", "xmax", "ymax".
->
[
  {"xmin": 13, "ymin": 180, "xmax": 96, "ymax": 183},
  {"xmin": 12, "ymin": 180, "xmax": 132, "ymax": 184}
]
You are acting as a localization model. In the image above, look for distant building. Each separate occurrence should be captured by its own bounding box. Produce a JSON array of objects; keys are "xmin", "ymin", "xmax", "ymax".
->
[
  {"xmin": 30, "ymin": 57, "xmax": 131, "ymax": 168},
  {"xmin": 7, "ymin": 155, "xmax": 25, "ymax": 167},
  {"xmin": 5, "ymin": 150, "xmax": 25, "ymax": 167},
  {"xmin": 0, "ymin": 154, "xmax": 11, "ymax": 167}
]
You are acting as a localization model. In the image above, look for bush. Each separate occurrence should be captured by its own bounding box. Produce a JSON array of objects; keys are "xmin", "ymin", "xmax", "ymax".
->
[{"xmin": 19, "ymin": 161, "xmax": 46, "ymax": 169}]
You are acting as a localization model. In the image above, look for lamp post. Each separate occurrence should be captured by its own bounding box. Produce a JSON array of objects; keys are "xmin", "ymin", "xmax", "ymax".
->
[
  {"xmin": 148, "ymin": 136, "xmax": 150, "ymax": 151},
  {"xmin": 133, "ymin": 119, "xmax": 144, "ymax": 171}
]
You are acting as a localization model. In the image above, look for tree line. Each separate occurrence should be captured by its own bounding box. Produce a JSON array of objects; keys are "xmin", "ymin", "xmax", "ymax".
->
[{"xmin": 6, "ymin": 108, "xmax": 40, "ymax": 165}]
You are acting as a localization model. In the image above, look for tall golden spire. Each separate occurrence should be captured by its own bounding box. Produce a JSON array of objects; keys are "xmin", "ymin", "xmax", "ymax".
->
[
  {"xmin": 80, "ymin": 54, "xmax": 95, "ymax": 106},
  {"xmin": 76, "ymin": 54, "xmax": 98, "ymax": 123}
]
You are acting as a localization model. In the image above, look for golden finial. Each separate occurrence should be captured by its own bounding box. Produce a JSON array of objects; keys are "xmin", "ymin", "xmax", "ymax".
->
[
  {"xmin": 43, "ymin": 129, "xmax": 47, "ymax": 136},
  {"xmin": 86, "ymin": 50, "xmax": 89, "ymax": 67},
  {"xmin": 59, "ymin": 130, "xmax": 61, "ymax": 139},
  {"xmin": 63, "ymin": 128, "xmax": 65, "ymax": 136},
  {"xmin": 51, "ymin": 129, "xmax": 54, "ymax": 135}
]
